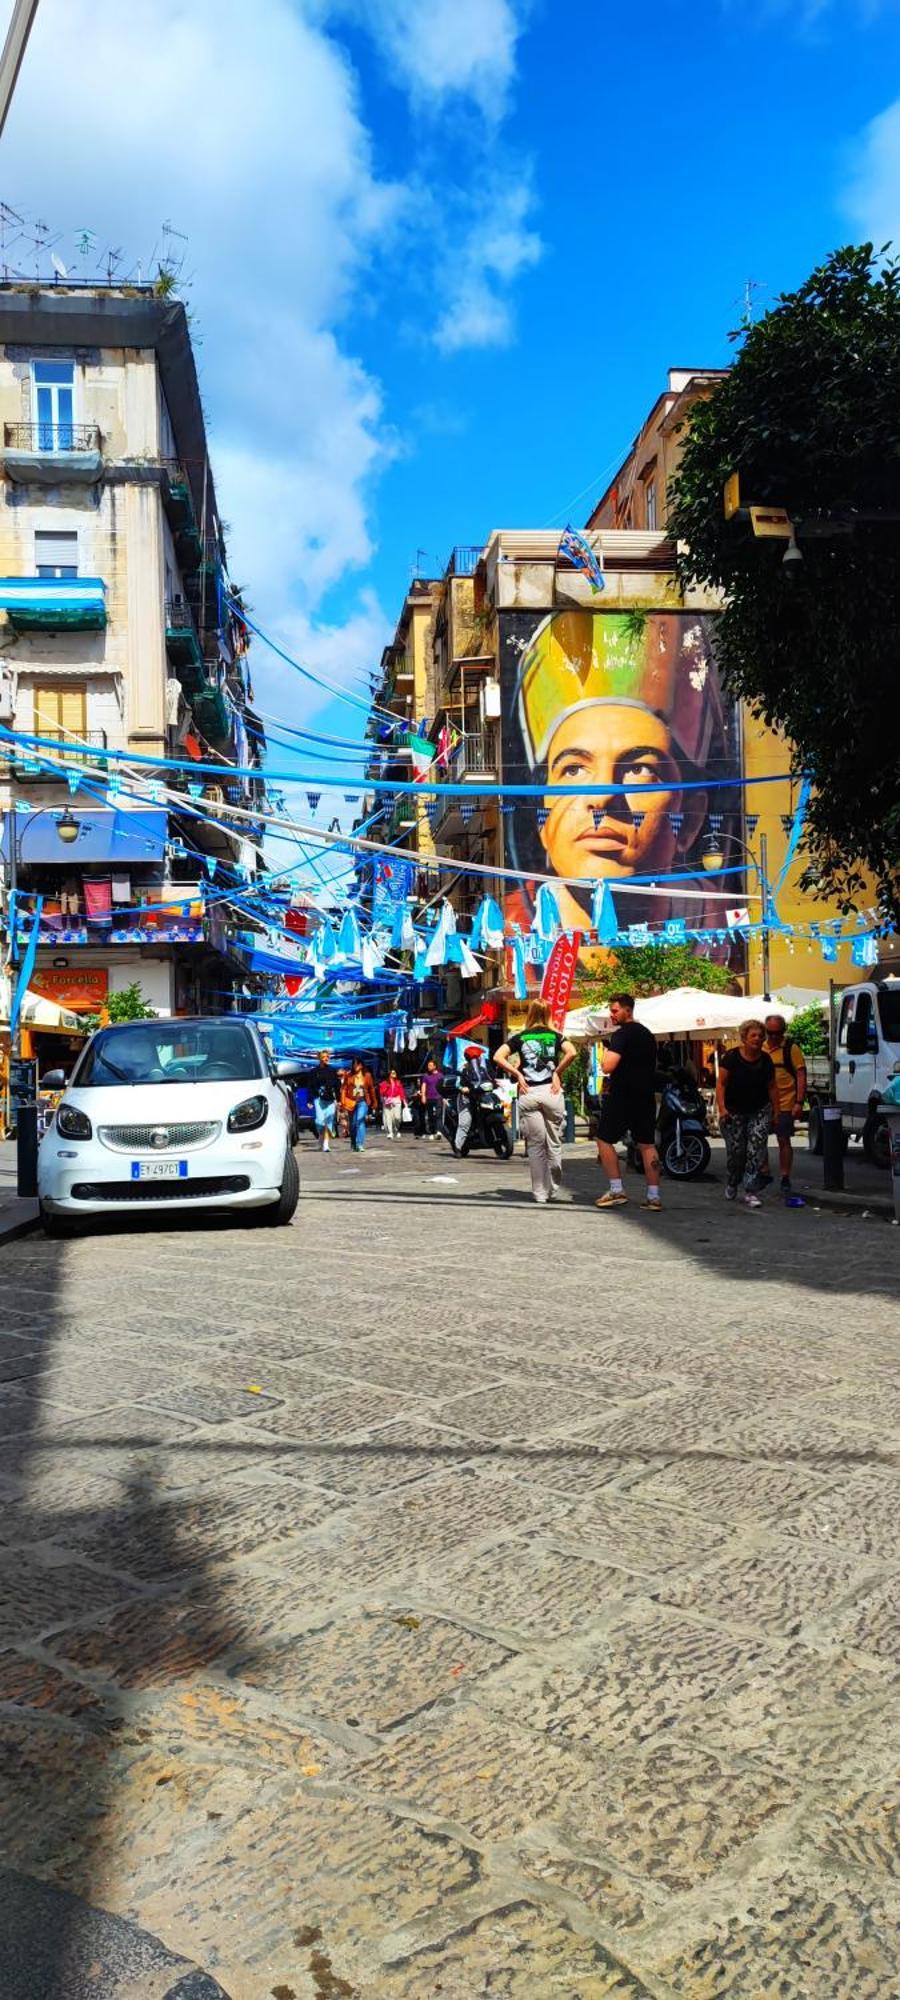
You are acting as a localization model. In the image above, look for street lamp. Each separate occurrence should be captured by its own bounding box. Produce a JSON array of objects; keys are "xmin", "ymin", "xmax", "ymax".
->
[
  {"xmin": 700, "ymin": 827, "xmax": 772, "ymax": 1001},
  {"xmin": 4, "ymin": 805, "xmax": 81, "ymax": 1191}
]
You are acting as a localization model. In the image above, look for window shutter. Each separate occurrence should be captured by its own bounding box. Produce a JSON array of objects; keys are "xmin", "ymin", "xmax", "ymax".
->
[
  {"xmin": 34, "ymin": 685, "xmax": 63, "ymax": 735},
  {"xmin": 35, "ymin": 530, "xmax": 78, "ymax": 570},
  {"xmin": 60, "ymin": 685, "xmax": 87, "ymax": 739}
]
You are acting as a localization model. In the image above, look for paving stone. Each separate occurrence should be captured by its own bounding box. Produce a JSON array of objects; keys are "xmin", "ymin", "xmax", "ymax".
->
[
  {"xmin": 644, "ymin": 1868, "xmax": 900, "ymax": 1999},
  {"xmin": 133, "ymin": 1382, "xmax": 284, "ymax": 1424},
  {"xmin": 778, "ymin": 1468, "xmax": 900, "ymax": 1561},
  {"xmin": 559, "ymin": 1738, "xmax": 798, "ymax": 1893},
  {"xmin": 135, "ymin": 1793, "xmax": 482, "ymax": 1982},
  {"xmin": 278, "ymin": 1416, "xmax": 482, "ymax": 1500},
  {"xmin": 490, "ymin": 1445, "xmax": 660, "ymax": 1502},
  {"xmin": 0, "ymin": 1340, "xmax": 47, "ymax": 1384},
  {"xmin": 231, "ymin": 1606, "xmax": 513, "ymax": 1734},
  {"xmin": 353, "ymin": 1708, "xmax": 602, "ymax": 1844},
  {"xmin": 261, "ymin": 1470, "xmax": 578, "ymax": 1601},
  {"xmin": 510, "ymin": 1841, "xmax": 666, "ymax": 1932},
  {"xmin": 476, "ymin": 1608, "xmax": 769, "ymax": 1752},
  {"xmin": 430, "ymin": 1536, "xmax": 650, "ymax": 1646},
  {"xmin": 799, "ymin": 1780, "xmax": 900, "ymax": 1881},
  {"xmin": 301, "ymin": 1336, "xmax": 513, "ymax": 1401},
  {"xmin": 120, "ymin": 1681, "xmax": 347, "ymax": 1778},
  {"xmin": 829, "ymin": 1573, "xmax": 900, "ymax": 1664},
  {"xmin": 370, "ymin": 1900, "xmax": 661, "ymax": 1997},
  {"xmin": 41, "ymin": 1588, "xmax": 256, "ymax": 1690},
  {"xmin": 432, "ymin": 1382, "xmax": 616, "ymax": 1441},
  {"xmin": 631, "ymin": 1455, "xmax": 832, "ymax": 1524},
  {"xmin": 562, "ymin": 1494, "xmax": 731, "ymax": 1574},
  {"xmin": 657, "ymin": 1539, "xmax": 879, "ymax": 1638},
  {"xmin": 0, "ymin": 1547, "xmax": 142, "ymax": 1643},
  {"xmin": 675, "ymin": 1642, "xmax": 898, "ymax": 1784},
  {"xmin": 0, "ymin": 1647, "xmax": 119, "ymax": 1730},
  {"xmin": 56, "ymin": 1471, "xmax": 343, "ymax": 1580},
  {"xmin": 251, "ymin": 1383, "xmax": 416, "ymax": 1443}
]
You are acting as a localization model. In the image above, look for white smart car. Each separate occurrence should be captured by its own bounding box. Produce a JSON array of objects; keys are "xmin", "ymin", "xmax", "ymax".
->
[{"xmin": 38, "ymin": 1017, "xmax": 302, "ymax": 1235}]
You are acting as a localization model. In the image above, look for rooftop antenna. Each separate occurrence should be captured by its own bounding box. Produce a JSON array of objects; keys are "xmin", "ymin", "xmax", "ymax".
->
[
  {"xmin": 75, "ymin": 227, "xmax": 97, "ymax": 264},
  {"xmin": 28, "ymin": 215, "xmax": 50, "ymax": 278},
  {"xmin": 736, "ymin": 277, "xmax": 766, "ymax": 331},
  {"xmin": 104, "ymin": 244, "xmax": 123, "ymax": 284},
  {"xmin": 0, "ymin": 199, "xmax": 24, "ymax": 278}
]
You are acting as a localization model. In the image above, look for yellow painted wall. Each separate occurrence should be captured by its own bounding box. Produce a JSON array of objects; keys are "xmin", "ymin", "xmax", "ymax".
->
[{"xmin": 741, "ymin": 713, "xmax": 874, "ymax": 994}]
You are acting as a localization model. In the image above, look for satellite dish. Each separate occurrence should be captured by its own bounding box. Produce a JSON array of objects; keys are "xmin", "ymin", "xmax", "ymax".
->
[{"xmin": 51, "ymin": 255, "xmax": 68, "ymax": 279}]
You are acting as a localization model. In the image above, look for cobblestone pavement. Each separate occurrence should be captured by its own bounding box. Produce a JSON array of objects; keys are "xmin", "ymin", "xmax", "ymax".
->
[{"xmin": 0, "ymin": 1134, "xmax": 897, "ymax": 1999}]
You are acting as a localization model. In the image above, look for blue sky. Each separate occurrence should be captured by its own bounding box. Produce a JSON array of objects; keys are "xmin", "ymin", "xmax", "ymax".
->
[{"xmin": 5, "ymin": 0, "xmax": 900, "ymax": 805}]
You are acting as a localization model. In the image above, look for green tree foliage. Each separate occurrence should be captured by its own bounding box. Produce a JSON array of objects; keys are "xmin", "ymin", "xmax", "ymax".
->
[
  {"xmin": 577, "ymin": 943, "xmax": 734, "ymax": 1005},
  {"xmin": 84, "ymin": 981, "xmax": 157, "ymax": 1030},
  {"xmin": 786, "ymin": 1001, "xmax": 829, "ymax": 1057},
  {"xmin": 668, "ymin": 244, "xmax": 900, "ymax": 922}
]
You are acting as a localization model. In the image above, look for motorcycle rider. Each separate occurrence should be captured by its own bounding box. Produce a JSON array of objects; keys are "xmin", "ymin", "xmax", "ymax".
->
[{"xmin": 454, "ymin": 1044, "xmax": 493, "ymax": 1155}]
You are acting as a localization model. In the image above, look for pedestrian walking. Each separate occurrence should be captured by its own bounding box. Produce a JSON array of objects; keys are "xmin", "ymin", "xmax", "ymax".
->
[
  {"xmin": 594, "ymin": 993, "xmax": 663, "ymax": 1212},
  {"xmin": 379, "ymin": 1066, "xmax": 407, "ymax": 1140},
  {"xmin": 761, "ymin": 1014, "xmax": 808, "ymax": 1194},
  {"xmin": 309, "ymin": 1046, "xmax": 341, "ymax": 1153},
  {"xmin": 454, "ymin": 1044, "xmax": 492, "ymax": 1155},
  {"xmin": 493, "ymin": 1001, "xmax": 575, "ymax": 1204},
  {"xmin": 716, "ymin": 1020, "xmax": 781, "ymax": 1207},
  {"xmin": 419, "ymin": 1057, "xmax": 443, "ymax": 1139},
  {"xmin": 341, "ymin": 1057, "xmax": 378, "ymax": 1151}
]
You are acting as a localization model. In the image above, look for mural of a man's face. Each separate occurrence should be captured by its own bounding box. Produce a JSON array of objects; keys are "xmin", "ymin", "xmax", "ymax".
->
[{"xmin": 539, "ymin": 703, "xmax": 706, "ymax": 882}]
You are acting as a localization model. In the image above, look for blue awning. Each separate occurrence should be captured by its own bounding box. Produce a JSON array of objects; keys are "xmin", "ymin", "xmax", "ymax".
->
[{"xmin": 2, "ymin": 807, "xmax": 168, "ymax": 864}]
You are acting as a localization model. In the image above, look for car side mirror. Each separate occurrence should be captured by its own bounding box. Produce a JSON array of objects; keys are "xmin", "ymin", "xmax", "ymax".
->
[
  {"xmin": 41, "ymin": 1069, "xmax": 66, "ymax": 1090},
  {"xmin": 275, "ymin": 1059, "xmax": 304, "ymax": 1080}
]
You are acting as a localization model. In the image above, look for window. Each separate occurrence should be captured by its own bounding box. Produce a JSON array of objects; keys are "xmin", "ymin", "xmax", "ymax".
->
[
  {"xmin": 837, "ymin": 995, "xmax": 855, "ymax": 1047},
  {"xmin": 34, "ymin": 683, "xmax": 87, "ymax": 759},
  {"xmin": 645, "ymin": 480, "xmax": 658, "ymax": 530},
  {"xmin": 32, "ymin": 361, "xmax": 75, "ymax": 450},
  {"xmin": 35, "ymin": 530, "xmax": 78, "ymax": 579},
  {"xmin": 854, "ymin": 993, "xmax": 878, "ymax": 1051}
]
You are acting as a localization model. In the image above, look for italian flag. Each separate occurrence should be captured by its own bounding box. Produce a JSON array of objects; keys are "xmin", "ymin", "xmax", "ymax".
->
[{"xmin": 406, "ymin": 732, "xmax": 435, "ymax": 782}]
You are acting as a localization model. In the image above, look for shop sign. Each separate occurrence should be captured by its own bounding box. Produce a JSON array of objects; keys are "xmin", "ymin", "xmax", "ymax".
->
[{"xmin": 30, "ymin": 967, "xmax": 109, "ymax": 1013}]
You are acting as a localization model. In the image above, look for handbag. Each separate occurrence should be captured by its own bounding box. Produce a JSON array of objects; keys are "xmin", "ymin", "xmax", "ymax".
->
[{"xmin": 400, "ymin": 1101, "xmax": 413, "ymax": 1125}]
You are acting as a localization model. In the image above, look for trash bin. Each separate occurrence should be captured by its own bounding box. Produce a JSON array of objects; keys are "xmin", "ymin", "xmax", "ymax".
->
[{"xmin": 883, "ymin": 1104, "xmax": 900, "ymax": 1225}]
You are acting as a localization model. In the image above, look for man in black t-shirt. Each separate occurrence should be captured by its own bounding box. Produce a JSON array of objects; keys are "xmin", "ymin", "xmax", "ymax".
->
[{"xmin": 595, "ymin": 993, "xmax": 662, "ymax": 1213}]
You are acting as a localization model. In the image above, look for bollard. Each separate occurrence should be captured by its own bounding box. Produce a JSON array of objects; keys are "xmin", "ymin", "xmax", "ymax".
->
[
  {"xmin": 822, "ymin": 1105, "xmax": 845, "ymax": 1192},
  {"xmin": 16, "ymin": 1101, "xmax": 39, "ymax": 1198},
  {"xmin": 564, "ymin": 1097, "xmax": 575, "ymax": 1145},
  {"xmin": 884, "ymin": 1105, "xmax": 900, "ymax": 1225}
]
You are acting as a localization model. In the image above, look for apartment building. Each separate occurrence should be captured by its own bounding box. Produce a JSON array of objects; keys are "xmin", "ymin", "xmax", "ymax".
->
[
  {"xmin": 586, "ymin": 367, "xmax": 727, "ymax": 534},
  {"xmin": 0, "ymin": 283, "xmax": 265, "ymax": 1021}
]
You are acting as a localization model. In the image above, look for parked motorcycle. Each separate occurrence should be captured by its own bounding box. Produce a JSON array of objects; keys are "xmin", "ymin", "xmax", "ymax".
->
[
  {"xmin": 654, "ymin": 1069, "xmax": 711, "ymax": 1180},
  {"xmin": 443, "ymin": 1079, "xmax": 514, "ymax": 1159},
  {"xmin": 624, "ymin": 1069, "xmax": 711, "ymax": 1180}
]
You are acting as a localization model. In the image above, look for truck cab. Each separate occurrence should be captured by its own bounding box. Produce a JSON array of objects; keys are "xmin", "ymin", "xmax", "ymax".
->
[{"xmin": 830, "ymin": 979, "xmax": 900, "ymax": 1166}]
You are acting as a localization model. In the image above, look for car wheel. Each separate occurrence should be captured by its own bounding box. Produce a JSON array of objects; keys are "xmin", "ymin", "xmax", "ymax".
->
[
  {"xmin": 40, "ymin": 1203, "xmax": 77, "ymax": 1239},
  {"xmin": 263, "ymin": 1148, "xmax": 300, "ymax": 1224},
  {"xmin": 806, "ymin": 1102, "xmax": 824, "ymax": 1155},
  {"xmin": 862, "ymin": 1114, "xmax": 891, "ymax": 1170}
]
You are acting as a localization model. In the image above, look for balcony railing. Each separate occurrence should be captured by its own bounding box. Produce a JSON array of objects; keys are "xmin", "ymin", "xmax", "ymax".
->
[
  {"xmin": 444, "ymin": 545, "xmax": 483, "ymax": 578},
  {"xmin": 10, "ymin": 729, "xmax": 107, "ymax": 778},
  {"xmin": 446, "ymin": 729, "xmax": 497, "ymax": 777},
  {"xmin": 4, "ymin": 422, "xmax": 101, "ymax": 454}
]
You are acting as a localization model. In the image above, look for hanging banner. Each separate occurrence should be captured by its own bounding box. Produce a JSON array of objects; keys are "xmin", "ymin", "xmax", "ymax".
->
[{"xmin": 540, "ymin": 930, "xmax": 583, "ymax": 1029}]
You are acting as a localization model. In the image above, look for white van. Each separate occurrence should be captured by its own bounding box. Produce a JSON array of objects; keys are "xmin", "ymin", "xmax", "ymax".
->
[{"xmin": 807, "ymin": 979, "xmax": 900, "ymax": 1169}]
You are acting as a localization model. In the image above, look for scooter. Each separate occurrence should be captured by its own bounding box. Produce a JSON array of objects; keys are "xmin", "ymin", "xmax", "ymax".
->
[
  {"xmin": 443, "ymin": 1080, "xmax": 514, "ymax": 1159},
  {"xmin": 655, "ymin": 1070, "xmax": 711, "ymax": 1180}
]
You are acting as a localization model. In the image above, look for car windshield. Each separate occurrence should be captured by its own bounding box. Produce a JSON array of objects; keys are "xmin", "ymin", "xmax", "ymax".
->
[
  {"xmin": 73, "ymin": 1022, "xmax": 265, "ymax": 1087},
  {"xmin": 877, "ymin": 990, "xmax": 900, "ymax": 1044}
]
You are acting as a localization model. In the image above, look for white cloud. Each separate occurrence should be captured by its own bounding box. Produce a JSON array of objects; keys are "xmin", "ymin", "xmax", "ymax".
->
[
  {"xmin": 842, "ymin": 95, "xmax": 900, "ymax": 243},
  {"xmin": 1, "ymin": 0, "xmax": 401, "ymax": 726},
  {"xmin": 356, "ymin": 0, "xmax": 523, "ymax": 117},
  {"xmin": 434, "ymin": 175, "xmax": 542, "ymax": 353}
]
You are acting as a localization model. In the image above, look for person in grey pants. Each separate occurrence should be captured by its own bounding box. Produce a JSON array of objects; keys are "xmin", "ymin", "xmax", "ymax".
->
[{"xmin": 493, "ymin": 1000, "xmax": 577, "ymax": 1203}]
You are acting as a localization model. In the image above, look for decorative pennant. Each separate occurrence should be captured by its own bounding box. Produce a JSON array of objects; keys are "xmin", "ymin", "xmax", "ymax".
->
[
  {"xmin": 668, "ymin": 811, "xmax": 683, "ymax": 835},
  {"xmin": 537, "ymin": 806, "xmax": 550, "ymax": 828},
  {"xmin": 558, "ymin": 524, "xmax": 605, "ymax": 594},
  {"xmin": 745, "ymin": 813, "xmax": 759, "ymax": 837},
  {"xmin": 460, "ymin": 802, "xmax": 474, "ymax": 824},
  {"xmin": 307, "ymin": 791, "xmax": 321, "ymax": 812}
]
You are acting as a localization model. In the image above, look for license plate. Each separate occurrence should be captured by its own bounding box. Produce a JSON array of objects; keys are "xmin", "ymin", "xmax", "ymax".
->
[{"xmin": 131, "ymin": 1160, "xmax": 188, "ymax": 1180}]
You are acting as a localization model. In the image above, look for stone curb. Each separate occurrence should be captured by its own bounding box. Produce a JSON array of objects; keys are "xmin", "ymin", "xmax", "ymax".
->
[
  {"xmin": 0, "ymin": 1197, "xmax": 40, "ymax": 1246},
  {"xmin": 795, "ymin": 1180, "xmax": 894, "ymax": 1220}
]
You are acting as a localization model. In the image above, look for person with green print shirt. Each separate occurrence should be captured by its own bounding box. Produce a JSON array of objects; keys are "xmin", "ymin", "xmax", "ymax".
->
[{"xmin": 494, "ymin": 999, "xmax": 577, "ymax": 1204}]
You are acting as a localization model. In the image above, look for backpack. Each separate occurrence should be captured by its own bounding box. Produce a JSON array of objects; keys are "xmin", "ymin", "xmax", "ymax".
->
[{"xmin": 773, "ymin": 1041, "xmax": 805, "ymax": 1099}]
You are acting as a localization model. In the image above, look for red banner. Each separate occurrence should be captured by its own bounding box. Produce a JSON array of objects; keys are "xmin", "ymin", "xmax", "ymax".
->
[{"xmin": 540, "ymin": 931, "xmax": 583, "ymax": 1029}]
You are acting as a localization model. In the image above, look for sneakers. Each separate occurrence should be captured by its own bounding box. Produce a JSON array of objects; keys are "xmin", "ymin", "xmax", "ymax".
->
[
  {"xmin": 780, "ymin": 1175, "xmax": 792, "ymax": 1193},
  {"xmin": 741, "ymin": 1191, "xmax": 762, "ymax": 1208},
  {"xmin": 725, "ymin": 1185, "xmax": 737, "ymax": 1201},
  {"xmin": 322, "ymin": 1136, "xmax": 329, "ymax": 1154},
  {"xmin": 595, "ymin": 1191, "xmax": 628, "ymax": 1209},
  {"xmin": 641, "ymin": 1196, "xmax": 662, "ymax": 1212}
]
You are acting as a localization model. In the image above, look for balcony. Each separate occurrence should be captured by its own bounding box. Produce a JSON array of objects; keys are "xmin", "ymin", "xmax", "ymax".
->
[
  {"xmin": 190, "ymin": 683, "xmax": 232, "ymax": 746},
  {"xmin": 165, "ymin": 594, "xmax": 204, "ymax": 682},
  {"xmin": 444, "ymin": 545, "xmax": 482, "ymax": 578},
  {"xmin": 0, "ymin": 576, "xmax": 107, "ymax": 631},
  {"xmin": 2, "ymin": 422, "xmax": 103, "ymax": 486},
  {"xmin": 9, "ymin": 729, "xmax": 107, "ymax": 781},
  {"xmin": 160, "ymin": 460, "xmax": 203, "ymax": 567}
]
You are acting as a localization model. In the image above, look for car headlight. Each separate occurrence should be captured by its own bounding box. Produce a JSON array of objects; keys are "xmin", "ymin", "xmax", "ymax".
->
[
  {"xmin": 227, "ymin": 1094, "xmax": 269, "ymax": 1133},
  {"xmin": 56, "ymin": 1103, "xmax": 93, "ymax": 1140}
]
